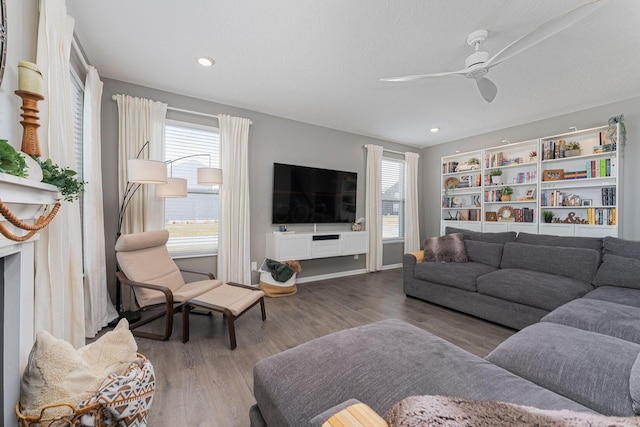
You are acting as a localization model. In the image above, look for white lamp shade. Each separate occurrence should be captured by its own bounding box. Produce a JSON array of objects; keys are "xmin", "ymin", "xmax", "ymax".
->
[
  {"xmin": 155, "ymin": 177, "xmax": 188, "ymax": 198},
  {"xmin": 197, "ymin": 167, "xmax": 223, "ymax": 185},
  {"xmin": 128, "ymin": 159, "xmax": 168, "ymax": 184}
]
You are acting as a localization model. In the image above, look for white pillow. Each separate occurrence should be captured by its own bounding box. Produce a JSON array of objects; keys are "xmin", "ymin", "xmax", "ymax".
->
[
  {"xmin": 20, "ymin": 319, "xmax": 138, "ymax": 417},
  {"xmin": 78, "ymin": 318, "xmax": 138, "ymax": 379}
]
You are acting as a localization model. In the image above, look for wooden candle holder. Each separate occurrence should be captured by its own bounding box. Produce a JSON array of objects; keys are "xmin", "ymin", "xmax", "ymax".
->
[{"xmin": 15, "ymin": 90, "xmax": 45, "ymax": 157}]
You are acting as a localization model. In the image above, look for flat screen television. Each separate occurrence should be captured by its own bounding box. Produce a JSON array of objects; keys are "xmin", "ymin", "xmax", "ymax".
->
[{"xmin": 272, "ymin": 163, "xmax": 357, "ymax": 224}]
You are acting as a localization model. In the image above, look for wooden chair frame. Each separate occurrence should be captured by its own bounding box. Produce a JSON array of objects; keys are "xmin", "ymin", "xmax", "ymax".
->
[
  {"xmin": 115, "ymin": 267, "xmax": 216, "ymax": 341},
  {"xmin": 182, "ymin": 282, "xmax": 266, "ymax": 349}
]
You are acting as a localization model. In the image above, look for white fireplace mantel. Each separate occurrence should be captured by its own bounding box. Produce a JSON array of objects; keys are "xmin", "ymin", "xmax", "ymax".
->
[{"xmin": 0, "ymin": 172, "xmax": 60, "ymax": 426}]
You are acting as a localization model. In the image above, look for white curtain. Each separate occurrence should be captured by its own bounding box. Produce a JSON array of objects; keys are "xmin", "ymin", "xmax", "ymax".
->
[
  {"xmin": 217, "ymin": 114, "xmax": 251, "ymax": 284},
  {"xmin": 116, "ymin": 95, "xmax": 167, "ymax": 311},
  {"xmin": 116, "ymin": 95, "xmax": 167, "ymax": 234},
  {"xmin": 34, "ymin": 0, "xmax": 85, "ymax": 346},
  {"xmin": 365, "ymin": 144, "xmax": 383, "ymax": 272},
  {"xmin": 83, "ymin": 67, "xmax": 118, "ymax": 338},
  {"xmin": 404, "ymin": 152, "xmax": 421, "ymax": 253}
]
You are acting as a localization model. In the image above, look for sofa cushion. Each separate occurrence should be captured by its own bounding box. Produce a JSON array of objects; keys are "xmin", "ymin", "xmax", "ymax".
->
[
  {"xmin": 253, "ymin": 320, "xmax": 592, "ymax": 427},
  {"xmin": 541, "ymin": 299, "xmax": 640, "ymax": 344},
  {"xmin": 500, "ymin": 242, "xmax": 600, "ymax": 285},
  {"xmin": 477, "ymin": 269, "xmax": 593, "ymax": 311},
  {"xmin": 414, "ymin": 261, "xmax": 496, "ymax": 292},
  {"xmin": 515, "ymin": 232, "xmax": 603, "ymax": 252},
  {"xmin": 423, "ymin": 233, "xmax": 467, "ymax": 263},
  {"xmin": 584, "ymin": 286, "xmax": 640, "ymax": 308},
  {"xmin": 593, "ymin": 254, "xmax": 640, "ymax": 290},
  {"xmin": 603, "ymin": 236, "xmax": 640, "ymax": 259},
  {"xmin": 445, "ymin": 227, "xmax": 516, "ymax": 244},
  {"xmin": 486, "ymin": 322, "xmax": 640, "ymax": 416},
  {"xmin": 464, "ymin": 240, "xmax": 504, "ymax": 268}
]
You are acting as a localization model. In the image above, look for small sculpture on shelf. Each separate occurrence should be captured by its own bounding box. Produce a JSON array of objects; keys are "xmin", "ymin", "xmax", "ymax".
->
[{"xmin": 552, "ymin": 212, "xmax": 588, "ymax": 224}]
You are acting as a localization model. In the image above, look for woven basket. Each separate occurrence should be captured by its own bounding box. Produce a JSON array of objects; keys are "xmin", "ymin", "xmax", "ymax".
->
[
  {"xmin": 16, "ymin": 353, "xmax": 152, "ymax": 427},
  {"xmin": 15, "ymin": 400, "xmax": 104, "ymax": 427}
]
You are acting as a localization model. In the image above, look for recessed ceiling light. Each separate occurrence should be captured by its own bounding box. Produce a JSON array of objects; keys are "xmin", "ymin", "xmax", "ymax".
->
[
  {"xmin": 455, "ymin": 150, "xmax": 461, "ymax": 153},
  {"xmin": 430, "ymin": 127, "xmax": 440, "ymax": 133},
  {"xmin": 196, "ymin": 56, "xmax": 215, "ymax": 67}
]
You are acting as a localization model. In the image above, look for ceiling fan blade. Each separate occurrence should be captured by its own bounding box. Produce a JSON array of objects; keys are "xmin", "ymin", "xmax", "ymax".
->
[
  {"xmin": 485, "ymin": 0, "xmax": 603, "ymax": 69},
  {"xmin": 476, "ymin": 77, "xmax": 497, "ymax": 102},
  {"xmin": 380, "ymin": 68, "xmax": 468, "ymax": 82}
]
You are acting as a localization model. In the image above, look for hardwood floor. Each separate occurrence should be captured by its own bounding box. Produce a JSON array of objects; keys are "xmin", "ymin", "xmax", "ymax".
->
[{"xmin": 132, "ymin": 268, "xmax": 514, "ymax": 426}]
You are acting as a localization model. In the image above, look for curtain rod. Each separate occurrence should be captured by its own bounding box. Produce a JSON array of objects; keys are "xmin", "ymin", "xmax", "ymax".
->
[
  {"xmin": 110, "ymin": 94, "xmax": 253, "ymax": 124},
  {"xmin": 362, "ymin": 145, "xmax": 405, "ymax": 156}
]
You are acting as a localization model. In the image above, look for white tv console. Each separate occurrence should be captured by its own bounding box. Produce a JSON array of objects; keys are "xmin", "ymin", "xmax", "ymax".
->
[{"xmin": 266, "ymin": 231, "xmax": 368, "ymax": 261}]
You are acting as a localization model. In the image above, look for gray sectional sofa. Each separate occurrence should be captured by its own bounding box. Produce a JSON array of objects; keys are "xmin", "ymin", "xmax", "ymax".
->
[
  {"xmin": 404, "ymin": 227, "xmax": 610, "ymax": 329},
  {"xmin": 250, "ymin": 232, "xmax": 640, "ymax": 426}
]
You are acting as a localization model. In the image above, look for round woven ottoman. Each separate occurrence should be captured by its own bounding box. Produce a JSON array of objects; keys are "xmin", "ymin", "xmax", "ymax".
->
[{"xmin": 259, "ymin": 271, "xmax": 297, "ymax": 297}]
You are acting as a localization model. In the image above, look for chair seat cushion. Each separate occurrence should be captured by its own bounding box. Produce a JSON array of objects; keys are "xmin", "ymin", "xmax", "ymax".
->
[
  {"xmin": 190, "ymin": 284, "xmax": 264, "ymax": 316},
  {"xmin": 142, "ymin": 279, "xmax": 222, "ymax": 307}
]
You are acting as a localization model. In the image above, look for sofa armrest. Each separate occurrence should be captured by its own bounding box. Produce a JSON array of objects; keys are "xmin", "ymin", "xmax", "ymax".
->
[{"xmin": 309, "ymin": 399, "xmax": 387, "ymax": 427}]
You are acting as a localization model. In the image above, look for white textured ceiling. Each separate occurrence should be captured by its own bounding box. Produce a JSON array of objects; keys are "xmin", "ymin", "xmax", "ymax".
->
[{"xmin": 66, "ymin": 0, "xmax": 640, "ymax": 147}]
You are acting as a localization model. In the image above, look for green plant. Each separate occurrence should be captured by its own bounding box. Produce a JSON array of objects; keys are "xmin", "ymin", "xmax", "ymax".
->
[
  {"xmin": 0, "ymin": 140, "xmax": 28, "ymax": 177},
  {"xmin": 500, "ymin": 186, "xmax": 514, "ymax": 196},
  {"xmin": 566, "ymin": 141, "xmax": 581, "ymax": 151},
  {"xmin": 543, "ymin": 210, "xmax": 554, "ymax": 219},
  {"xmin": 37, "ymin": 158, "xmax": 86, "ymax": 202},
  {"xmin": 489, "ymin": 168, "xmax": 502, "ymax": 176},
  {"xmin": 468, "ymin": 157, "xmax": 480, "ymax": 165}
]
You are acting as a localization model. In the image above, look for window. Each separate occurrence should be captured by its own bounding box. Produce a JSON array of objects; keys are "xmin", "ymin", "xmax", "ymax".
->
[
  {"xmin": 381, "ymin": 157, "xmax": 405, "ymax": 240},
  {"xmin": 164, "ymin": 120, "xmax": 221, "ymax": 257},
  {"xmin": 70, "ymin": 69, "xmax": 84, "ymax": 229}
]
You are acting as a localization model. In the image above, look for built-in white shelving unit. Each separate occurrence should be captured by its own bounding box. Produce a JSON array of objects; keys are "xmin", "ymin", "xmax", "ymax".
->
[{"xmin": 439, "ymin": 123, "xmax": 621, "ymax": 237}]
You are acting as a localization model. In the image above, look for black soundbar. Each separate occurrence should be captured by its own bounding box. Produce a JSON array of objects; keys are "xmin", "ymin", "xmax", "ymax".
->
[{"xmin": 312, "ymin": 234, "xmax": 340, "ymax": 241}]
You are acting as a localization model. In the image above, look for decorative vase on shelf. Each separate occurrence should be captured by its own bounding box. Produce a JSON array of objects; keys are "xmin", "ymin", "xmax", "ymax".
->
[
  {"xmin": 565, "ymin": 149, "xmax": 581, "ymax": 157},
  {"xmin": 500, "ymin": 195, "xmax": 511, "ymax": 202},
  {"xmin": 491, "ymin": 176, "xmax": 502, "ymax": 185}
]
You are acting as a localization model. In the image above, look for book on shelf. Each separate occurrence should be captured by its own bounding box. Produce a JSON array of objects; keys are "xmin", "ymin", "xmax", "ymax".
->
[{"xmin": 587, "ymin": 207, "xmax": 616, "ymax": 225}]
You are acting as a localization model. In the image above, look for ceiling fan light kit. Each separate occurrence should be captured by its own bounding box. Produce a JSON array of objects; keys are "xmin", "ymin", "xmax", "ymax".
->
[{"xmin": 381, "ymin": 0, "xmax": 603, "ymax": 103}]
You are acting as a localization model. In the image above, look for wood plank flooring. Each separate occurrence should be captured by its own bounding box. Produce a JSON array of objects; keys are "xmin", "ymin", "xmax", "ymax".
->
[{"xmin": 130, "ymin": 269, "xmax": 514, "ymax": 426}]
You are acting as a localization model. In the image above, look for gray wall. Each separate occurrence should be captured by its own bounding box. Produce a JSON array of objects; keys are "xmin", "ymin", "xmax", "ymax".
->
[
  {"xmin": 101, "ymin": 78, "xmax": 420, "ymax": 295},
  {"xmin": 421, "ymin": 96, "xmax": 640, "ymax": 241}
]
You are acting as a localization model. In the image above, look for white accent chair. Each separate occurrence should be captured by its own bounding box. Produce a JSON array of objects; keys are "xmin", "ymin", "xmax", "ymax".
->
[{"xmin": 115, "ymin": 230, "xmax": 266, "ymax": 347}]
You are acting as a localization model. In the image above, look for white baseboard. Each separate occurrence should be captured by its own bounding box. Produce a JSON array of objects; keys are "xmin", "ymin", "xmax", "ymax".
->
[{"xmin": 295, "ymin": 263, "xmax": 402, "ymax": 284}]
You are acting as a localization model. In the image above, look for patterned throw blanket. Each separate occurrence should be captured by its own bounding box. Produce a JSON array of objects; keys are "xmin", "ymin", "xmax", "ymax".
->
[{"xmin": 386, "ymin": 396, "xmax": 640, "ymax": 427}]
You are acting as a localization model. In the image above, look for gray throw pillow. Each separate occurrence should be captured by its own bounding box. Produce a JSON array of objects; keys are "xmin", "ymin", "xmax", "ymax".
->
[{"xmin": 424, "ymin": 233, "xmax": 467, "ymax": 263}]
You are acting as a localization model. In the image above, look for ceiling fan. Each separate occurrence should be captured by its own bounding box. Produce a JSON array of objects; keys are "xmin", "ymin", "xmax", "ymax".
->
[{"xmin": 380, "ymin": 0, "xmax": 604, "ymax": 103}]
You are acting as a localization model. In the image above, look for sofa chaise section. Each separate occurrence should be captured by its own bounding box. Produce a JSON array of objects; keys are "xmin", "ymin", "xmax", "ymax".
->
[{"xmin": 250, "ymin": 319, "xmax": 591, "ymax": 427}]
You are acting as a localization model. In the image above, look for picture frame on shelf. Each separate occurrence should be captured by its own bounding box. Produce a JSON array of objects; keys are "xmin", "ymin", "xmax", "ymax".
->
[
  {"xmin": 485, "ymin": 211, "xmax": 498, "ymax": 222},
  {"xmin": 582, "ymin": 199, "xmax": 593, "ymax": 206},
  {"xmin": 524, "ymin": 189, "xmax": 536, "ymax": 199},
  {"xmin": 543, "ymin": 169, "xmax": 565, "ymax": 181}
]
